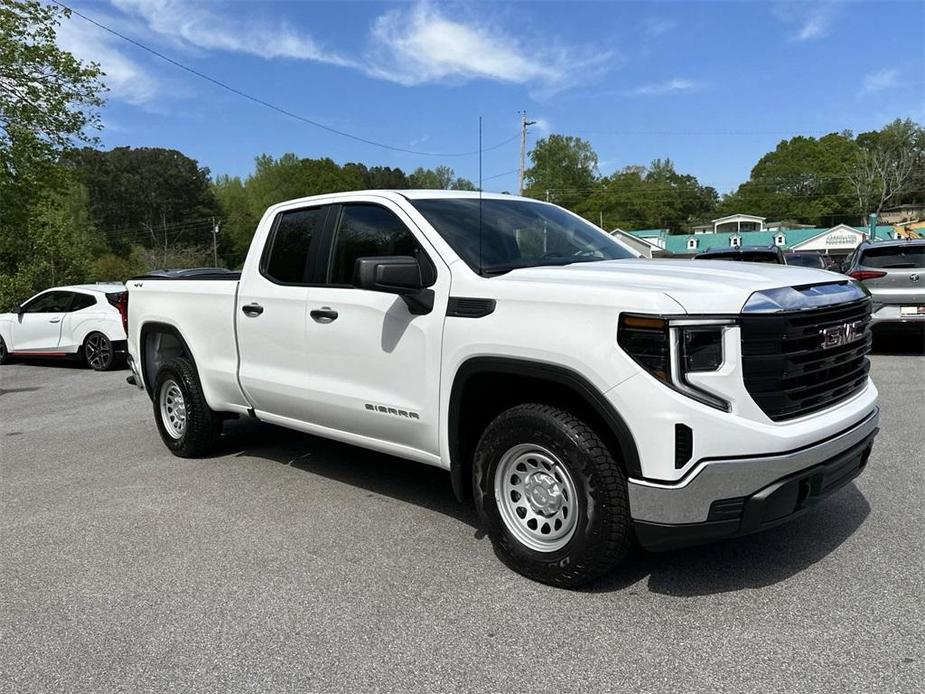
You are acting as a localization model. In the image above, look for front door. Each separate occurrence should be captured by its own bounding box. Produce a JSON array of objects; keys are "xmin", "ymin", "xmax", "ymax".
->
[
  {"xmin": 11, "ymin": 291, "xmax": 73, "ymax": 353},
  {"xmin": 299, "ymin": 201, "xmax": 449, "ymax": 458},
  {"xmin": 236, "ymin": 204, "xmax": 330, "ymax": 420}
]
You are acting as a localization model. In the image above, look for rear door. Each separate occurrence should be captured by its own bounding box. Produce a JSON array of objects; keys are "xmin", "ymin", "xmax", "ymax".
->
[
  {"xmin": 236, "ymin": 204, "xmax": 331, "ymax": 419},
  {"xmin": 10, "ymin": 291, "xmax": 73, "ymax": 353},
  {"xmin": 859, "ymin": 244, "xmax": 925, "ymax": 306}
]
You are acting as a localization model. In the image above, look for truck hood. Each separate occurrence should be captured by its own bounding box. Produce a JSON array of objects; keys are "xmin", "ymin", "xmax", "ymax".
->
[{"xmin": 494, "ymin": 259, "xmax": 849, "ymax": 314}]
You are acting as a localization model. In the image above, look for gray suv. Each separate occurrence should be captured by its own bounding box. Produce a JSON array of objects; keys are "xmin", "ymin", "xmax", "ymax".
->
[{"xmin": 843, "ymin": 239, "xmax": 925, "ymax": 330}]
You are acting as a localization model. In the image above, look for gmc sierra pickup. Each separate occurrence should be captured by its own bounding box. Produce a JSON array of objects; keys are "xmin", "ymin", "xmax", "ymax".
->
[{"xmin": 126, "ymin": 191, "xmax": 879, "ymax": 587}]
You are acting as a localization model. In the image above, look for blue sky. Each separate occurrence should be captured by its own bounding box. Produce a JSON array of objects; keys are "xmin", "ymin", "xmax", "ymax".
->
[{"xmin": 60, "ymin": 1, "xmax": 925, "ymax": 193}]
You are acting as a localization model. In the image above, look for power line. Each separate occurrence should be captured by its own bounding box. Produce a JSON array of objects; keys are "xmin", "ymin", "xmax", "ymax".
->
[{"xmin": 52, "ymin": 1, "xmax": 517, "ymax": 158}]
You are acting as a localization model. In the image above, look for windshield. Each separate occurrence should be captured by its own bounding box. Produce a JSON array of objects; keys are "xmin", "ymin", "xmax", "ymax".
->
[
  {"xmin": 410, "ymin": 198, "xmax": 636, "ymax": 275},
  {"xmin": 785, "ymin": 253, "xmax": 826, "ymax": 268}
]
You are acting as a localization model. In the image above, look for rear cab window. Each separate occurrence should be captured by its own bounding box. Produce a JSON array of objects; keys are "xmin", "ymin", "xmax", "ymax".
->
[{"xmin": 261, "ymin": 207, "xmax": 328, "ymax": 284}]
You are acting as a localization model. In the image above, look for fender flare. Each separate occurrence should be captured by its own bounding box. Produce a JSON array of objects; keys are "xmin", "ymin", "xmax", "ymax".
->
[
  {"xmin": 138, "ymin": 321, "xmax": 199, "ymax": 398},
  {"xmin": 447, "ymin": 356, "xmax": 642, "ymax": 500}
]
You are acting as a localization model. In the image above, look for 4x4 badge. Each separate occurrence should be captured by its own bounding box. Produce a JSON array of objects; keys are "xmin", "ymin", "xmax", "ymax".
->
[{"xmin": 819, "ymin": 320, "xmax": 864, "ymax": 349}]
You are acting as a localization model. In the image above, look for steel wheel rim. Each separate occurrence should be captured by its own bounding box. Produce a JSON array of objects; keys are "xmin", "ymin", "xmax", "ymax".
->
[
  {"xmin": 86, "ymin": 334, "xmax": 111, "ymax": 370},
  {"xmin": 494, "ymin": 444, "xmax": 579, "ymax": 552},
  {"xmin": 159, "ymin": 380, "xmax": 187, "ymax": 439}
]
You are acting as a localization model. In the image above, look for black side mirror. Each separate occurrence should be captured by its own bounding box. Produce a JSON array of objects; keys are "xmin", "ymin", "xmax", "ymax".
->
[
  {"xmin": 14, "ymin": 304, "xmax": 23, "ymax": 315},
  {"xmin": 354, "ymin": 256, "xmax": 434, "ymax": 315}
]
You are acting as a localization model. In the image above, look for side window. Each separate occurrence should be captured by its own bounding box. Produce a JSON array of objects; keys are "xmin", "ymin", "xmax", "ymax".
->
[
  {"xmin": 70, "ymin": 293, "xmax": 97, "ymax": 311},
  {"xmin": 23, "ymin": 291, "xmax": 72, "ymax": 313},
  {"xmin": 329, "ymin": 205, "xmax": 422, "ymax": 286},
  {"xmin": 262, "ymin": 207, "xmax": 327, "ymax": 284}
]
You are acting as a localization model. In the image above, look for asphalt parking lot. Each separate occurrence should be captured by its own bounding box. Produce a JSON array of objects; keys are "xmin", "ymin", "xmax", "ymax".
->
[{"xmin": 1, "ymin": 337, "xmax": 923, "ymax": 693}]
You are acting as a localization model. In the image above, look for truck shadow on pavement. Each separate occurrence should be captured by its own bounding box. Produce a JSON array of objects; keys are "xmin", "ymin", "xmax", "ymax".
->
[
  {"xmin": 216, "ymin": 417, "xmax": 479, "ymax": 529},
  {"xmin": 215, "ymin": 417, "xmax": 871, "ymax": 597},
  {"xmin": 588, "ymin": 484, "xmax": 870, "ymax": 597}
]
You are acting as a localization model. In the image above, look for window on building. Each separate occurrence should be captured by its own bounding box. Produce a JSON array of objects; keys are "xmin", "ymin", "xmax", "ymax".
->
[
  {"xmin": 775, "ymin": 234, "xmax": 786, "ymax": 246},
  {"xmin": 730, "ymin": 236, "xmax": 741, "ymax": 247},
  {"xmin": 687, "ymin": 238, "xmax": 697, "ymax": 250}
]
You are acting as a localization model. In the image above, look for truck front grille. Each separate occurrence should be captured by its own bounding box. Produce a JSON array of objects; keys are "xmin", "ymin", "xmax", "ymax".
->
[{"xmin": 740, "ymin": 299, "xmax": 872, "ymax": 421}]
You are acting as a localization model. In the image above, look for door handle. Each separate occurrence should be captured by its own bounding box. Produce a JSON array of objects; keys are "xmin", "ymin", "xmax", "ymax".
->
[
  {"xmin": 241, "ymin": 303, "xmax": 264, "ymax": 317},
  {"xmin": 310, "ymin": 307, "xmax": 338, "ymax": 324},
  {"xmin": 49, "ymin": 318, "xmax": 61, "ymax": 323}
]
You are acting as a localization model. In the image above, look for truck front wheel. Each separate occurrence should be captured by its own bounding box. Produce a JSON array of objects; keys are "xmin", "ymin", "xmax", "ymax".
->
[
  {"xmin": 473, "ymin": 403, "xmax": 632, "ymax": 588},
  {"xmin": 153, "ymin": 357, "xmax": 222, "ymax": 457}
]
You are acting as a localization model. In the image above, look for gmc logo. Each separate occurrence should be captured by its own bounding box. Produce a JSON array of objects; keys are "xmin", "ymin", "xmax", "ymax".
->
[{"xmin": 819, "ymin": 320, "xmax": 864, "ymax": 349}]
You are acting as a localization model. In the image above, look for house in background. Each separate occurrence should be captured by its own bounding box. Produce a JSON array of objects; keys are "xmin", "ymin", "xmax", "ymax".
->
[
  {"xmin": 623, "ymin": 214, "xmax": 897, "ymax": 262},
  {"xmin": 880, "ymin": 204, "xmax": 925, "ymax": 225}
]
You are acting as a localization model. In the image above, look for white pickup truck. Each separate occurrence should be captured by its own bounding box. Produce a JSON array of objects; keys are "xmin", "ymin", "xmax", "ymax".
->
[{"xmin": 126, "ymin": 191, "xmax": 879, "ymax": 587}]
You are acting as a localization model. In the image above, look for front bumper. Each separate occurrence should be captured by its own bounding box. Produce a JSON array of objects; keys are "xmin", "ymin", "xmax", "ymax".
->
[{"xmin": 628, "ymin": 407, "xmax": 879, "ymax": 550}]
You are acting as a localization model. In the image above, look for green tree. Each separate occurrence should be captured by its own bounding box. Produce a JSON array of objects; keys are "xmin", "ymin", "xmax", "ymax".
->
[
  {"xmin": 718, "ymin": 132, "xmax": 859, "ymax": 225},
  {"xmin": 343, "ymin": 162, "xmax": 410, "ymax": 189},
  {"xmin": 63, "ymin": 147, "xmax": 222, "ymax": 253},
  {"xmin": 846, "ymin": 118, "xmax": 925, "ymax": 219},
  {"xmin": 576, "ymin": 159, "xmax": 717, "ymax": 232},
  {"xmin": 524, "ymin": 135, "xmax": 599, "ymax": 209},
  {"xmin": 408, "ymin": 165, "xmax": 475, "ymax": 190},
  {"xmin": 0, "ymin": 0, "xmax": 105, "ymax": 307}
]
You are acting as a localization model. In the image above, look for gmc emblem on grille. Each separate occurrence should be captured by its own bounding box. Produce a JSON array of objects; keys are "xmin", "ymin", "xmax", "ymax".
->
[{"xmin": 819, "ymin": 320, "xmax": 864, "ymax": 349}]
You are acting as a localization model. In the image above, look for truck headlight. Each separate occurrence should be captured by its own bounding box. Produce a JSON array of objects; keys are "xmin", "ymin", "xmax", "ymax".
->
[{"xmin": 619, "ymin": 314, "xmax": 733, "ymax": 411}]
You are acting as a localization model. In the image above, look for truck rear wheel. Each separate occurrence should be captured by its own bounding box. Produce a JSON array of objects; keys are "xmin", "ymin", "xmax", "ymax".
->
[
  {"xmin": 153, "ymin": 357, "xmax": 222, "ymax": 457},
  {"xmin": 473, "ymin": 403, "xmax": 632, "ymax": 588}
]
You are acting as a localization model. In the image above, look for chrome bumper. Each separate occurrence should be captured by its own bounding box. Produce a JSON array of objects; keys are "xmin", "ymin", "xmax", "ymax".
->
[{"xmin": 627, "ymin": 407, "xmax": 880, "ymax": 524}]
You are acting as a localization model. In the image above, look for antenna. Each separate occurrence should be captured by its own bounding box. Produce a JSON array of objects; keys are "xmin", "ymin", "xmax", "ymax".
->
[{"xmin": 479, "ymin": 116, "xmax": 483, "ymax": 276}]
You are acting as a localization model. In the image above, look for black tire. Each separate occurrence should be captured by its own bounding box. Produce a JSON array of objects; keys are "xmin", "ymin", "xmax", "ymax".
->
[
  {"xmin": 83, "ymin": 332, "xmax": 116, "ymax": 371},
  {"xmin": 0, "ymin": 336, "xmax": 11, "ymax": 365},
  {"xmin": 473, "ymin": 403, "xmax": 632, "ymax": 588},
  {"xmin": 152, "ymin": 357, "xmax": 222, "ymax": 457}
]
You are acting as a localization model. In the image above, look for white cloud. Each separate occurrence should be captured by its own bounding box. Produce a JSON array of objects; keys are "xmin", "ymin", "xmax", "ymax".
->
[
  {"xmin": 73, "ymin": 0, "xmax": 610, "ymax": 104},
  {"xmin": 861, "ymin": 68, "xmax": 901, "ymax": 94},
  {"xmin": 774, "ymin": 1, "xmax": 839, "ymax": 42},
  {"xmin": 110, "ymin": 0, "xmax": 356, "ymax": 65},
  {"xmin": 56, "ymin": 11, "xmax": 158, "ymax": 105},
  {"xmin": 531, "ymin": 117, "xmax": 552, "ymax": 134},
  {"xmin": 641, "ymin": 17, "xmax": 677, "ymax": 38},
  {"xmin": 627, "ymin": 78, "xmax": 704, "ymax": 96},
  {"xmin": 363, "ymin": 3, "xmax": 612, "ymax": 95}
]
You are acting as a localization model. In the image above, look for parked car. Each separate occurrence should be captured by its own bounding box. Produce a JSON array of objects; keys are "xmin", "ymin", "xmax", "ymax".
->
[
  {"xmin": 842, "ymin": 239, "xmax": 925, "ymax": 331},
  {"xmin": 784, "ymin": 251, "xmax": 829, "ymax": 269},
  {"xmin": 126, "ymin": 191, "xmax": 879, "ymax": 587},
  {"xmin": 0, "ymin": 284, "xmax": 128, "ymax": 370},
  {"xmin": 693, "ymin": 245, "xmax": 785, "ymax": 263}
]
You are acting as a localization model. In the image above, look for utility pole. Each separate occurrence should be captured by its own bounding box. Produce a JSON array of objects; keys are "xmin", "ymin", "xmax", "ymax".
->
[
  {"xmin": 517, "ymin": 110, "xmax": 536, "ymax": 196},
  {"xmin": 211, "ymin": 218, "xmax": 220, "ymax": 267}
]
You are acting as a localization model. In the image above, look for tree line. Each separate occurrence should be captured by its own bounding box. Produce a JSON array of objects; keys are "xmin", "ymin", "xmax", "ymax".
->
[
  {"xmin": 1, "ymin": 0, "xmax": 923, "ymax": 308},
  {"xmin": 525, "ymin": 123, "xmax": 924, "ymax": 232}
]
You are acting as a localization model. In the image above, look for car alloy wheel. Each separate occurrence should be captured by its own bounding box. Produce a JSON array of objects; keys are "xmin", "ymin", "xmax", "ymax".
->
[{"xmin": 85, "ymin": 333, "xmax": 113, "ymax": 371}]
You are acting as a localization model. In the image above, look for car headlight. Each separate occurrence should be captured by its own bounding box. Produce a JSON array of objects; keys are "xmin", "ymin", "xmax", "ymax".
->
[{"xmin": 618, "ymin": 314, "xmax": 733, "ymax": 411}]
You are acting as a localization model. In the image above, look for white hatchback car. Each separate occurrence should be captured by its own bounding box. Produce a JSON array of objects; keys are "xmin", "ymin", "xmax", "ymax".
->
[{"xmin": 0, "ymin": 284, "xmax": 128, "ymax": 371}]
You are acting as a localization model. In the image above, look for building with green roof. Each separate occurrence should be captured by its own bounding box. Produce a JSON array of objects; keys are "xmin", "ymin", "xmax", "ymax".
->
[{"xmin": 617, "ymin": 215, "xmax": 896, "ymax": 261}]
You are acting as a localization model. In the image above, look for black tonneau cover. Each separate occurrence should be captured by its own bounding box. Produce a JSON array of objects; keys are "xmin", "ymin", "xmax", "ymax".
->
[{"xmin": 130, "ymin": 268, "xmax": 241, "ymax": 280}]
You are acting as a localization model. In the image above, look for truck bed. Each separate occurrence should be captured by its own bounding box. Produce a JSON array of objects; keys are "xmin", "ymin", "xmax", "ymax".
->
[{"xmin": 128, "ymin": 272, "xmax": 248, "ymax": 412}]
